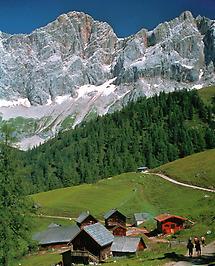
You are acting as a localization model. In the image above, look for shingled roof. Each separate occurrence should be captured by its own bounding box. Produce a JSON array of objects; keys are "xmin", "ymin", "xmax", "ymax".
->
[
  {"xmin": 111, "ymin": 236, "xmax": 145, "ymax": 253},
  {"xmin": 134, "ymin": 213, "xmax": 150, "ymax": 222},
  {"xmin": 104, "ymin": 209, "xmax": 126, "ymax": 219},
  {"xmin": 83, "ymin": 223, "xmax": 114, "ymax": 247},
  {"xmin": 76, "ymin": 211, "xmax": 91, "ymax": 224},
  {"xmin": 154, "ymin": 214, "xmax": 187, "ymax": 222},
  {"xmin": 33, "ymin": 224, "xmax": 80, "ymax": 245}
]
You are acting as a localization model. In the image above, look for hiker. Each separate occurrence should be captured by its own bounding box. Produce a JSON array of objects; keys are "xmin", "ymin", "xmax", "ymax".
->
[
  {"xmin": 194, "ymin": 236, "xmax": 198, "ymax": 245},
  {"xmin": 195, "ymin": 239, "xmax": 201, "ymax": 256},
  {"xmin": 201, "ymin": 236, "xmax": 206, "ymax": 247},
  {"xmin": 187, "ymin": 238, "xmax": 194, "ymax": 257}
]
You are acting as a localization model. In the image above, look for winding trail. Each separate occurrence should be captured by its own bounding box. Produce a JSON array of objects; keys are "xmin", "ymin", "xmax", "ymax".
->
[{"xmin": 147, "ymin": 172, "xmax": 215, "ymax": 193}]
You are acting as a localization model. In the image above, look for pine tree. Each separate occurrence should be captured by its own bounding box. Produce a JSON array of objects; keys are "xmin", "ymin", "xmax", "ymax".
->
[{"xmin": 0, "ymin": 124, "xmax": 33, "ymax": 265}]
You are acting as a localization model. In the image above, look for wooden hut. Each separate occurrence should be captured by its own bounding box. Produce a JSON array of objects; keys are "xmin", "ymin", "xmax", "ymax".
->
[
  {"xmin": 111, "ymin": 224, "xmax": 127, "ymax": 236},
  {"xmin": 76, "ymin": 211, "xmax": 98, "ymax": 229},
  {"xmin": 33, "ymin": 224, "xmax": 80, "ymax": 250},
  {"xmin": 154, "ymin": 214, "xmax": 187, "ymax": 235},
  {"xmin": 67, "ymin": 222, "xmax": 114, "ymax": 264},
  {"xmin": 104, "ymin": 209, "xmax": 126, "ymax": 229},
  {"xmin": 111, "ymin": 236, "xmax": 146, "ymax": 257}
]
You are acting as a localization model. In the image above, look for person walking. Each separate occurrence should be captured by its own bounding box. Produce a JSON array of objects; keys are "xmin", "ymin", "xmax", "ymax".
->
[
  {"xmin": 194, "ymin": 236, "xmax": 198, "ymax": 245},
  {"xmin": 195, "ymin": 239, "xmax": 201, "ymax": 256},
  {"xmin": 201, "ymin": 236, "xmax": 206, "ymax": 247},
  {"xmin": 187, "ymin": 238, "xmax": 194, "ymax": 257}
]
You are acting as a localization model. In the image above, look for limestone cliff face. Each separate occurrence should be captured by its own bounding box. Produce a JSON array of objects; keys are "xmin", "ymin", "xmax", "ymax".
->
[
  {"xmin": 0, "ymin": 11, "xmax": 214, "ymax": 149},
  {"xmin": 0, "ymin": 11, "xmax": 118, "ymax": 104},
  {"xmin": 0, "ymin": 11, "xmax": 214, "ymax": 105}
]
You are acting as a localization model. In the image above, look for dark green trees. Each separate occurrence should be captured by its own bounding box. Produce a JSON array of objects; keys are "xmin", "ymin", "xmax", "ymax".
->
[
  {"xmin": 21, "ymin": 89, "xmax": 215, "ymax": 193},
  {"xmin": 0, "ymin": 125, "xmax": 33, "ymax": 266}
]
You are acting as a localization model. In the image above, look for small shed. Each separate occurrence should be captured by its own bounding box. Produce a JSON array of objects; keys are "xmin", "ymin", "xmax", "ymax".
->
[
  {"xmin": 111, "ymin": 224, "xmax": 127, "ymax": 236},
  {"xmin": 76, "ymin": 211, "xmax": 98, "ymax": 229},
  {"xmin": 104, "ymin": 209, "xmax": 126, "ymax": 229},
  {"xmin": 134, "ymin": 213, "xmax": 150, "ymax": 226},
  {"xmin": 69, "ymin": 222, "xmax": 114, "ymax": 263},
  {"xmin": 33, "ymin": 224, "xmax": 80, "ymax": 250},
  {"xmin": 154, "ymin": 214, "xmax": 187, "ymax": 235},
  {"xmin": 136, "ymin": 166, "xmax": 148, "ymax": 173},
  {"xmin": 111, "ymin": 236, "xmax": 146, "ymax": 257}
]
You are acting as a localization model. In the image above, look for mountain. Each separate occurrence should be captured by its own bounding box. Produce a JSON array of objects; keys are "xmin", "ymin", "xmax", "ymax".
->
[{"xmin": 0, "ymin": 11, "xmax": 214, "ymax": 149}]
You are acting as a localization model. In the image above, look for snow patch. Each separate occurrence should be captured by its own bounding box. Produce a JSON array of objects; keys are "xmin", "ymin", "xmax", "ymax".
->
[
  {"xmin": 181, "ymin": 63, "xmax": 193, "ymax": 69},
  {"xmin": 191, "ymin": 84, "xmax": 204, "ymax": 90},
  {"xmin": 46, "ymin": 96, "xmax": 52, "ymax": 106},
  {"xmin": 0, "ymin": 98, "xmax": 31, "ymax": 108},
  {"xmin": 54, "ymin": 95, "xmax": 71, "ymax": 104},
  {"xmin": 76, "ymin": 78, "xmax": 117, "ymax": 99},
  {"xmin": 199, "ymin": 69, "xmax": 204, "ymax": 80}
]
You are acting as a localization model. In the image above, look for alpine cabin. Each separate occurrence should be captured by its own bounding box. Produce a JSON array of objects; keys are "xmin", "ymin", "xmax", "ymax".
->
[
  {"xmin": 104, "ymin": 209, "xmax": 126, "ymax": 229},
  {"xmin": 76, "ymin": 211, "xmax": 98, "ymax": 229},
  {"xmin": 154, "ymin": 214, "xmax": 187, "ymax": 234},
  {"xmin": 111, "ymin": 236, "xmax": 146, "ymax": 257},
  {"xmin": 67, "ymin": 223, "xmax": 114, "ymax": 264}
]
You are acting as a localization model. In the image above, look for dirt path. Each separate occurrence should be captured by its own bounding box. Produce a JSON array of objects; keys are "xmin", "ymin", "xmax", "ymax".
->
[
  {"xmin": 165, "ymin": 241, "xmax": 215, "ymax": 265},
  {"xmin": 34, "ymin": 214, "xmax": 76, "ymax": 220},
  {"xmin": 148, "ymin": 173, "xmax": 215, "ymax": 193}
]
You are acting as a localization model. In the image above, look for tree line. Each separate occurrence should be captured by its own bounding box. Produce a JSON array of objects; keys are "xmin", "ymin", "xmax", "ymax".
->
[{"xmin": 18, "ymin": 89, "xmax": 215, "ymax": 193}]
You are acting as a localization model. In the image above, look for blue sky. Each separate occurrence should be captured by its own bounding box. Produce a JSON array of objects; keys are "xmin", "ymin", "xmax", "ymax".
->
[{"xmin": 0, "ymin": 0, "xmax": 214, "ymax": 37}]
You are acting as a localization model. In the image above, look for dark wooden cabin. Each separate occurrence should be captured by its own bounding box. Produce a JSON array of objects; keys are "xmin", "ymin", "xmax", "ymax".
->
[
  {"xmin": 76, "ymin": 211, "xmax": 98, "ymax": 229},
  {"xmin": 62, "ymin": 249, "xmax": 99, "ymax": 265},
  {"xmin": 33, "ymin": 224, "xmax": 80, "ymax": 250},
  {"xmin": 111, "ymin": 224, "xmax": 127, "ymax": 236},
  {"xmin": 66, "ymin": 222, "xmax": 114, "ymax": 264},
  {"xmin": 111, "ymin": 236, "xmax": 146, "ymax": 257},
  {"xmin": 104, "ymin": 209, "xmax": 126, "ymax": 229},
  {"xmin": 154, "ymin": 214, "xmax": 187, "ymax": 235}
]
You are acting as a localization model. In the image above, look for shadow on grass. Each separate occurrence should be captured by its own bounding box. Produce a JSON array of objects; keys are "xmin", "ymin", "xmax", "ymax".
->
[{"xmin": 144, "ymin": 252, "xmax": 215, "ymax": 265}]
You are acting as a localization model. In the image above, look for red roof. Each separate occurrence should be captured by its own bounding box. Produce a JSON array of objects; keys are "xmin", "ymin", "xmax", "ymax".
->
[{"xmin": 154, "ymin": 214, "xmax": 187, "ymax": 222}]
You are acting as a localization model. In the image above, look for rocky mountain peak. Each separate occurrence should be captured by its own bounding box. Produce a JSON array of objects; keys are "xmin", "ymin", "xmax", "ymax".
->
[{"xmin": 0, "ymin": 10, "xmax": 214, "ymax": 149}]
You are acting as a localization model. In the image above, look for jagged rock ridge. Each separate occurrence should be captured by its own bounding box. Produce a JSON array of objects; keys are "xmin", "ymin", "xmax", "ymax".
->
[{"xmin": 0, "ymin": 11, "xmax": 214, "ymax": 149}]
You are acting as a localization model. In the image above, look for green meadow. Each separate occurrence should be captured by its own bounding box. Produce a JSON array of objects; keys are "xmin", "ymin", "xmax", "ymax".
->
[
  {"xmin": 32, "ymin": 172, "xmax": 215, "ymax": 240},
  {"xmin": 155, "ymin": 149, "xmax": 215, "ymax": 189},
  {"xmin": 22, "ymin": 172, "xmax": 215, "ymax": 265}
]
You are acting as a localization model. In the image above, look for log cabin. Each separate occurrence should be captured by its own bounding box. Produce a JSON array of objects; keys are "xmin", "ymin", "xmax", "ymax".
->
[
  {"xmin": 76, "ymin": 211, "xmax": 98, "ymax": 229},
  {"xmin": 33, "ymin": 224, "xmax": 80, "ymax": 250},
  {"xmin": 154, "ymin": 214, "xmax": 187, "ymax": 235},
  {"xmin": 65, "ymin": 222, "xmax": 114, "ymax": 264},
  {"xmin": 104, "ymin": 209, "xmax": 126, "ymax": 229},
  {"xmin": 111, "ymin": 224, "xmax": 127, "ymax": 236}
]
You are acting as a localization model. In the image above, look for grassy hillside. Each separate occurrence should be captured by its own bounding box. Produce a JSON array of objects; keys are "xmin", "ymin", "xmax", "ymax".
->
[
  {"xmin": 27, "ymin": 172, "xmax": 215, "ymax": 266},
  {"xmin": 32, "ymin": 173, "xmax": 215, "ymax": 235},
  {"xmin": 15, "ymin": 253, "xmax": 61, "ymax": 266},
  {"xmin": 154, "ymin": 149, "xmax": 215, "ymax": 189},
  {"xmin": 198, "ymin": 85, "xmax": 215, "ymax": 105}
]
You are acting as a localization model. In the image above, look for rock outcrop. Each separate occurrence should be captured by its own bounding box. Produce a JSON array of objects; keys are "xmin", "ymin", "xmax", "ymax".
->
[{"xmin": 0, "ymin": 11, "xmax": 214, "ymax": 149}]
